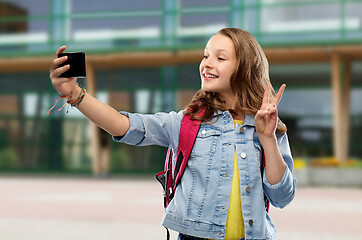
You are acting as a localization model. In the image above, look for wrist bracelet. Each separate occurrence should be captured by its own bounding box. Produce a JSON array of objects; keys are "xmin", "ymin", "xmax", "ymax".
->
[
  {"xmin": 67, "ymin": 87, "xmax": 86, "ymax": 108},
  {"xmin": 47, "ymin": 83, "xmax": 84, "ymax": 114}
]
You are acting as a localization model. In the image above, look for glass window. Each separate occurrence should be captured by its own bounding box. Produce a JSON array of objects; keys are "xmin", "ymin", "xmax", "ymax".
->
[
  {"xmin": 278, "ymin": 88, "xmax": 333, "ymax": 157},
  {"xmin": 177, "ymin": 64, "xmax": 200, "ymax": 89},
  {"xmin": 346, "ymin": 3, "xmax": 362, "ymax": 31},
  {"xmin": 0, "ymin": 20, "xmax": 48, "ymax": 38},
  {"xmin": 279, "ymin": 89, "xmax": 332, "ymax": 117},
  {"xmin": 262, "ymin": 4, "xmax": 340, "ymax": 32},
  {"xmin": 70, "ymin": 0, "xmax": 162, "ymax": 12},
  {"xmin": 98, "ymin": 68, "xmax": 161, "ymax": 90},
  {"xmin": 0, "ymin": 1, "xmax": 50, "ymax": 50},
  {"xmin": 0, "ymin": 1, "xmax": 50, "ymax": 34},
  {"xmin": 70, "ymin": 17, "xmax": 161, "ymax": 42},
  {"xmin": 178, "ymin": 13, "xmax": 228, "ymax": 44},
  {"xmin": 0, "ymin": 72, "xmax": 50, "ymax": 93},
  {"xmin": 0, "ymin": 0, "xmax": 50, "ymax": 16},
  {"xmin": 181, "ymin": 13, "xmax": 228, "ymax": 28},
  {"xmin": 181, "ymin": 0, "xmax": 229, "ymax": 8},
  {"xmin": 270, "ymin": 63, "xmax": 331, "ymax": 87},
  {"xmin": 262, "ymin": 0, "xmax": 331, "ymax": 3}
]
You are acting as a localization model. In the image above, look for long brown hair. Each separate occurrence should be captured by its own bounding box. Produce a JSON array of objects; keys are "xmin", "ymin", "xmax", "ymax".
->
[{"xmin": 185, "ymin": 28, "xmax": 286, "ymax": 133}]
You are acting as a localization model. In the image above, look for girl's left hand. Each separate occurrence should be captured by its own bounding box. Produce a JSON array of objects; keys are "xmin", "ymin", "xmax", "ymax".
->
[{"xmin": 255, "ymin": 83, "xmax": 286, "ymax": 139}]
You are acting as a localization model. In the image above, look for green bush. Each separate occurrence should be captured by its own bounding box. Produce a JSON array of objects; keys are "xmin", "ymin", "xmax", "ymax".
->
[
  {"xmin": 0, "ymin": 148, "xmax": 18, "ymax": 169},
  {"xmin": 110, "ymin": 148, "xmax": 131, "ymax": 171}
]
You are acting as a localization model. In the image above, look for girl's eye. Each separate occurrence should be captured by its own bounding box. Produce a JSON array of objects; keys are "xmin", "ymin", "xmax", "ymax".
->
[
  {"xmin": 218, "ymin": 57, "xmax": 225, "ymax": 61},
  {"xmin": 203, "ymin": 55, "xmax": 209, "ymax": 59}
]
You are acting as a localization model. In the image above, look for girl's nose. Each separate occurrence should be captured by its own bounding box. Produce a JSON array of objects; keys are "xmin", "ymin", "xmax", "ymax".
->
[{"xmin": 203, "ymin": 57, "xmax": 213, "ymax": 68}]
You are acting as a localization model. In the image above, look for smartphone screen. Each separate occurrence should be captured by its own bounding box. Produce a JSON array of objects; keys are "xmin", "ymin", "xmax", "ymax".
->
[{"xmin": 58, "ymin": 52, "xmax": 86, "ymax": 78}]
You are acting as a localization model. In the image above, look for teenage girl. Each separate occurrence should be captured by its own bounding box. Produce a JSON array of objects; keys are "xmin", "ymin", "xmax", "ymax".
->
[{"xmin": 49, "ymin": 28, "xmax": 296, "ymax": 240}]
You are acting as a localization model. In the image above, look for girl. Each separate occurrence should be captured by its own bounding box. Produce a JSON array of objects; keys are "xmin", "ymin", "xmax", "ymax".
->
[{"xmin": 49, "ymin": 28, "xmax": 296, "ymax": 240}]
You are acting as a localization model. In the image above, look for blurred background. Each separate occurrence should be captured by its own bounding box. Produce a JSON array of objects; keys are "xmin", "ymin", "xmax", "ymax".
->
[{"xmin": 0, "ymin": 0, "xmax": 362, "ymax": 239}]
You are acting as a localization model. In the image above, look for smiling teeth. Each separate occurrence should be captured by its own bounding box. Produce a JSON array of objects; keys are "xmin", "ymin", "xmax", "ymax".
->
[{"xmin": 205, "ymin": 74, "xmax": 217, "ymax": 78}]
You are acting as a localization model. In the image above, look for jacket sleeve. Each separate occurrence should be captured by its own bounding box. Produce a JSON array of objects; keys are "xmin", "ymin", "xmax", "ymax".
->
[
  {"xmin": 112, "ymin": 110, "xmax": 184, "ymax": 149},
  {"xmin": 262, "ymin": 133, "xmax": 297, "ymax": 209}
]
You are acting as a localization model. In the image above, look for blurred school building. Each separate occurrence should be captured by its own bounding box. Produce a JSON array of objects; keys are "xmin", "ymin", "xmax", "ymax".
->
[{"xmin": 0, "ymin": 0, "xmax": 362, "ymax": 179}]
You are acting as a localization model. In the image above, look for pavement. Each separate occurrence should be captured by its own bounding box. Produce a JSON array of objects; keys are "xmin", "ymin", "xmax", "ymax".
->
[{"xmin": 0, "ymin": 175, "xmax": 361, "ymax": 240}]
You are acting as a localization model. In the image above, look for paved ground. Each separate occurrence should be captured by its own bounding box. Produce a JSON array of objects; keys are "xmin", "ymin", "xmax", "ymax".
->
[{"xmin": 0, "ymin": 175, "xmax": 361, "ymax": 240}]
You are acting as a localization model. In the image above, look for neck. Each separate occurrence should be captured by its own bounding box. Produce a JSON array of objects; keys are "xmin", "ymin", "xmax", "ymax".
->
[
  {"xmin": 232, "ymin": 111, "xmax": 244, "ymax": 121},
  {"xmin": 220, "ymin": 93, "xmax": 237, "ymax": 109},
  {"xmin": 219, "ymin": 93, "xmax": 244, "ymax": 121}
]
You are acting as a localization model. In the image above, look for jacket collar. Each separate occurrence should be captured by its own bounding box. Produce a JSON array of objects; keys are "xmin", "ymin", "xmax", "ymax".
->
[
  {"xmin": 213, "ymin": 110, "xmax": 256, "ymax": 126},
  {"xmin": 243, "ymin": 113, "xmax": 256, "ymax": 126}
]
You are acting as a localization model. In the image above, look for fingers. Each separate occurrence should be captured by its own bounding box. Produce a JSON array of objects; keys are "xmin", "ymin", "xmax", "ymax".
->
[
  {"xmin": 50, "ymin": 64, "xmax": 70, "ymax": 79},
  {"xmin": 56, "ymin": 45, "xmax": 67, "ymax": 57},
  {"xmin": 258, "ymin": 106, "xmax": 277, "ymax": 117},
  {"xmin": 256, "ymin": 109, "xmax": 268, "ymax": 119},
  {"xmin": 50, "ymin": 46, "xmax": 69, "ymax": 78},
  {"xmin": 272, "ymin": 84, "xmax": 286, "ymax": 106},
  {"xmin": 50, "ymin": 56, "xmax": 68, "ymax": 71},
  {"xmin": 268, "ymin": 106, "xmax": 278, "ymax": 115},
  {"xmin": 262, "ymin": 83, "xmax": 286, "ymax": 107},
  {"xmin": 50, "ymin": 46, "xmax": 67, "ymax": 71}
]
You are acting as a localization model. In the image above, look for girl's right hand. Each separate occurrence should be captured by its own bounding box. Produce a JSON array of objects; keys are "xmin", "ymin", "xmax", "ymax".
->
[{"xmin": 49, "ymin": 46, "xmax": 78, "ymax": 97}]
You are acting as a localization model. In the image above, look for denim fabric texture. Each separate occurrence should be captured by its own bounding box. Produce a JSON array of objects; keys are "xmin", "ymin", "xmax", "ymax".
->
[{"xmin": 113, "ymin": 110, "xmax": 296, "ymax": 240}]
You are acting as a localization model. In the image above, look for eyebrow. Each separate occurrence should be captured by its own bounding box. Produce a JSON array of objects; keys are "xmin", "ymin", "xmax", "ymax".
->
[{"xmin": 204, "ymin": 48, "xmax": 230, "ymax": 54}]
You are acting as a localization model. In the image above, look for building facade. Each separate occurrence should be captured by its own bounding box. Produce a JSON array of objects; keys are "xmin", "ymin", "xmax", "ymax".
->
[{"xmin": 0, "ymin": 0, "xmax": 361, "ymax": 173}]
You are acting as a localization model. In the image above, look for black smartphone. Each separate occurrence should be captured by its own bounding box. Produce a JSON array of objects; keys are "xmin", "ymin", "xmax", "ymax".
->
[{"xmin": 58, "ymin": 52, "xmax": 86, "ymax": 78}]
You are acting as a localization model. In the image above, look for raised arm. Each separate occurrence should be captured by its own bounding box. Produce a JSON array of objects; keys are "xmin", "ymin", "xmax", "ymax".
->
[
  {"xmin": 254, "ymin": 84, "xmax": 287, "ymax": 185},
  {"xmin": 49, "ymin": 46, "xmax": 129, "ymax": 136}
]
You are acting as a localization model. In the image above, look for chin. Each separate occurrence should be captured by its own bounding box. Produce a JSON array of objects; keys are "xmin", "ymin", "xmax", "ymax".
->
[
  {"xmin": 201, "ymin": 83, "xmax": 213, "ymax": 92},
  {"xmin": 201, "ymin": 86, "xmax": 212, "ymax": 92},
  {"xmin": 202, "ymin": 85, "xmax": 218, "ymax": 93}
]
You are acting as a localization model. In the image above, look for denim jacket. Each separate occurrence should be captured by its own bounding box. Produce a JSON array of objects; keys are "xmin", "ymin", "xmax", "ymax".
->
[{"xmin": 113, "ymin": 110, "xmax": 296, "ymax": 240}]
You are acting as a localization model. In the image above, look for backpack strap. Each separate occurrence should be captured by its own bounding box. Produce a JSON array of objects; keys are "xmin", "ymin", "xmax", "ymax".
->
[
  {"xmin": 173, "ymin": 113, "xmax": 201, "ymax": 189},
  {"xmin": 155, "ymin": 111, "xmax": 203, "ymax": 208}
]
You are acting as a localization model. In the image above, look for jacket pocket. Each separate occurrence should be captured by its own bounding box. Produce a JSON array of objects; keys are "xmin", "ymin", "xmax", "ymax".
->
[{"xmin": 190, "ymin": 126, "xmax": 221, "ymax": 158}]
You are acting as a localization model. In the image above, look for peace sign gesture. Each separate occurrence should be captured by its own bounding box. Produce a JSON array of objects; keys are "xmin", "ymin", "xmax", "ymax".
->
[{"xmin": 255, "ymin": 83, "xmax": 286, "ymax": 139}]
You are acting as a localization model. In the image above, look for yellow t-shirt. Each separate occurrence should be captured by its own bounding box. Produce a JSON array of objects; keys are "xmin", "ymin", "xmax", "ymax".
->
[{"xmin": 225, "ymin": 120, "xmax": 245, "ymax": 240}]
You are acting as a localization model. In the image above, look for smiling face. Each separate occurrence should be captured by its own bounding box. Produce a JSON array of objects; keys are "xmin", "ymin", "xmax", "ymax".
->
[{"xmin": 199, "ymin": 34, "xmax": 237, "ymax": 100}]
